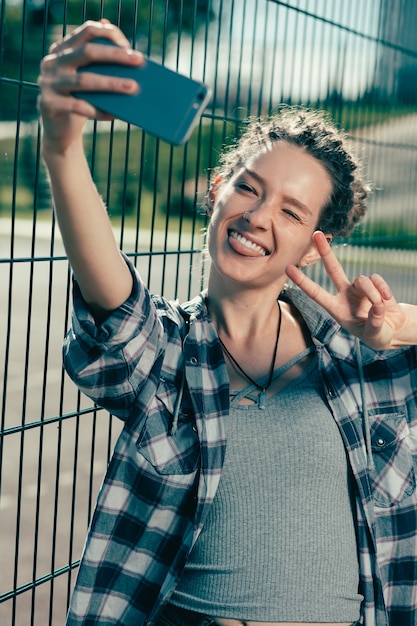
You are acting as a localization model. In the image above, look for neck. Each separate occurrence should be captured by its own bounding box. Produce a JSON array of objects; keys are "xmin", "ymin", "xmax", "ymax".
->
[{"xmin": 206, "ymin": 283, "xmax": 285, "ymax": 341}]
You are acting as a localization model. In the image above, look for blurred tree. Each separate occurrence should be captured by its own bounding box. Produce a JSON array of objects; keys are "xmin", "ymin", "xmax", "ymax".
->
[
  {"xmin": 62, "ymin": 0, "xmax": 212, "ymax": 49},
  {"xmin": 0, "ymin": 3, "xmax": 29, "ymax": 120},
  {"xmin": 29, "ymin": 0, "xmax": 214, "ymax": 49},
  {"xmin": 0, "ymin": 0, "xmax": 215, "ymax": 120}
]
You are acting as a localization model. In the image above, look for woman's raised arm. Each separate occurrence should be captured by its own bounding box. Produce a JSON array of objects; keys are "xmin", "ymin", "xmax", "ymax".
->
[{"xmin": 38, "ymin": 20, "xmax": 144, "ymax": 320}]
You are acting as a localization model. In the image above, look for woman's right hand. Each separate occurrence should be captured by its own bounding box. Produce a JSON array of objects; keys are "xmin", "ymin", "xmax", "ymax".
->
[
  {"xmin": 38, "ymin": 19, "xmax": 144, "ymax": 155},
  {"xmin": 37, "ymin": 21, "xmax": 141, "ymax": 317}
]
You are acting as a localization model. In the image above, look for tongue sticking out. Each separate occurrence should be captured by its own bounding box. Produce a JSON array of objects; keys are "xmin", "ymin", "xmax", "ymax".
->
[{"xmin": 228, "ymin": 230, "xmax": 269, "ymax": 256}]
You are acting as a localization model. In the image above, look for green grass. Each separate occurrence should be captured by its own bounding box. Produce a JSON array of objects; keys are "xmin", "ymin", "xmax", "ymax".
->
[{"xmin": 0, "ymin": 118, "xmax": 228, "ymax": 223}]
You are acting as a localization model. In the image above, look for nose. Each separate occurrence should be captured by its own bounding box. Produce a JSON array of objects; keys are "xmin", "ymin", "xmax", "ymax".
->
[{"xmin": 243, "ymin": 201, "xmax": 274, "ymax": 228}]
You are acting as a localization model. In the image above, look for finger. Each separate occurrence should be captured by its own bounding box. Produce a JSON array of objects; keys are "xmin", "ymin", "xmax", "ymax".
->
[
  {"xmin": 38, "ymin": 89, "xmax": 92, "ymax": 120},
  {"xmin": 370, "ymin": 273, "xmax": 393, "ymax": 301},
  {"xmin": 52, "ymin": 21, "xmax": 131, "ymax": 54},
  {"xmin": 352, "ymin": 275, "xmax": 386, "ymax": 307},
  {"xmin": 361, "ymin": 302, "xmax": 387, "ymax": 348},
  {"xmin": 52, "ymin": 39, "xmax": 143, "ymax": 74},
  {"xmin": 74, "ymin": 68, "xmax": 140, "ymax": 96},
  {"xmin": 40, "ymin": 46, "xmax": 142, "ymax": 99},
  {"xmin": 80, "ymin": 40, "xmax": 144, "ymax": 67},
  {"xmin": 38, "ymin": 77, "xmax": 116, "ymax": 121},
  {"xmin": 285, "ymin": 264, "xmax": 336, "ymax": 312},
  {"xmin": 312, "ymin": 231, "xmax": 350, "ymax": 291}
]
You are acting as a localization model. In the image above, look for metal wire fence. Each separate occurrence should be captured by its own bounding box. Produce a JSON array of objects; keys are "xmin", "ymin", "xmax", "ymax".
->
[{"xmin": 1, "ymin": 1, "xmax": 417, "ymax": 624}]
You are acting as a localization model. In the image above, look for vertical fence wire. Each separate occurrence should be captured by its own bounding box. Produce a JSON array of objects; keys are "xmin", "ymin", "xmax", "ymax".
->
[{"xmin": 1, "ymin": 1, "xmax": 417, "ymax": 624}]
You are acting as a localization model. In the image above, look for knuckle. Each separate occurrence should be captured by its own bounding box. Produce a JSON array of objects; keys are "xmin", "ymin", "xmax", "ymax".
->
[
  {"xmin": 72, "ymin": 97, "xmax": 90, "ymax": 116},
  {"xmin": 38, "ymin": 92, "xmax": 55, "ymax": 113},
  {"xmin": 75, "ymin": 71, "xmax": 93, "ymax": 89},
  {"xmin": 40, "ymin": 54, "xmax": 54, "ymax": 72},
  {"xmin": 84, "ymin": 19, "xmax": 98, "ymax": 28},
  {"xmin": 371, "ymin": 272, "xmax": 383, "ymax": 283},
  {"xmin": 76, "ymin": 19, "xmax": 98, "ymax": 36},
  {"xmin": 84, "ymin": 19, "xmax": 117, "ymax": 39}
]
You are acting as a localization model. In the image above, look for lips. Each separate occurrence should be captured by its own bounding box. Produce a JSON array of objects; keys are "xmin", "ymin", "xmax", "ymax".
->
[{"xmin": 228, "ymin": 230, "xmax": 270, "ymax": 256}]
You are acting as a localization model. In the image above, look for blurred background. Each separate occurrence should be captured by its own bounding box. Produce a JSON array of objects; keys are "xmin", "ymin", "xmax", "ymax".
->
[{"xmin": 1, "ymin": 1, "xmax": 417, "ymax": 624}]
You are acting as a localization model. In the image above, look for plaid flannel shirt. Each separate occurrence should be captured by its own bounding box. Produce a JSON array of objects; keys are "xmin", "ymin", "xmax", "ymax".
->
[{"xmin": 64, "ymin": 259, "xmax": 417, "ymax": 626}]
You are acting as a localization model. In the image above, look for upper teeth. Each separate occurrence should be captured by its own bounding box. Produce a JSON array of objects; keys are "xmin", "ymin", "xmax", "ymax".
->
[{"xmin": 229, "ymin": 231, "xmax": 267, "ymax": 256}]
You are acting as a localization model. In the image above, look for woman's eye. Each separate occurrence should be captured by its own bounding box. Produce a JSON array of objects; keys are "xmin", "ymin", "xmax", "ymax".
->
[
  {"xmin": 237, "ymin": 182, "xmax": 255, "ymax": 193},
  {"xmin": 283, "ymin": 209, "xmax": 301, "ymax": 222}
]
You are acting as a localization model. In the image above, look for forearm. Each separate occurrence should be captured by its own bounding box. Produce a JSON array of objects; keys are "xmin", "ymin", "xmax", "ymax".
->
[
  {"xmin": 37, "ymin": 21, "xmax": 143, "ymax": 319},
  {"xmin": 43, "ymin": 138, "xmax": 133, "ymax": 316}
]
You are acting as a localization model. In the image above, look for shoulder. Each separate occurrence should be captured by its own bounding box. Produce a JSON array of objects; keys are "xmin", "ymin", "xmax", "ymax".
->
[
  {"xmin": 282, "ymin": 285, "xmax": 337, "ymax": 342},
  {"xmin": 151, "ymin": 291, "xmax": 208, "ymax": 326}
]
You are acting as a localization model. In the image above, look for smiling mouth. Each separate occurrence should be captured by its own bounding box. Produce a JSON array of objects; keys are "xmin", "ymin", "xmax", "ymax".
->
[{"xmin": 228, "ymin": 230, "xmax": 270, "ymax": 256}]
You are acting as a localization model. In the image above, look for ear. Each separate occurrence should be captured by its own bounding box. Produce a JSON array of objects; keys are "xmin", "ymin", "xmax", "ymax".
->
[
  {"xmin": 298, "ymin": 233, "xmax": 332, "ymax": 268},
  {"xmin": 206, "ymin": 176, "xmax": 222, "ymax": 216}
]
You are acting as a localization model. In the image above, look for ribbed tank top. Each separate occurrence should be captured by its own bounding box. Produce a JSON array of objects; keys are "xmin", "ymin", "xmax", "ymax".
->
[{"xmin": 172, "ymin": 354, "xmax": 362, "ymax": 623}]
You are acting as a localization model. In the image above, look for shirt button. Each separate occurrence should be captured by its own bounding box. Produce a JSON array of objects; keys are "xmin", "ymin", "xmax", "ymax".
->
[
  {"xmin": 190, "ymin": 356, "xmax": 198, "ymax": 364},
  {"xmin": 376, "ymin": 437, "xmax": 385, "ymax": 447},
  {"xmin": 327, "ymin": 387, "xmax": 335, "ymax": 397}
]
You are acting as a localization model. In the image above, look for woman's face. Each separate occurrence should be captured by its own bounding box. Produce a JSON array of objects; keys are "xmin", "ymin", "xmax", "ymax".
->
[{"xmin": 207, "ymin": 141, "xmax": 333, "ymax": 291}]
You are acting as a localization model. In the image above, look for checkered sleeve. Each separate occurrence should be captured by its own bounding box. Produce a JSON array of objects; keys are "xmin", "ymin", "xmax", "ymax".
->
[{"xmin": 63, "ymin": 258, "xmax": 165, "ymax": 419}]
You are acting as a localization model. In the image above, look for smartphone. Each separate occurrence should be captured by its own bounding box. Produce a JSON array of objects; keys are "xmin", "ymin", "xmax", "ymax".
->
[{"xmin": 74, "ymin": 38, "xmax": 212, "ymax": 145}]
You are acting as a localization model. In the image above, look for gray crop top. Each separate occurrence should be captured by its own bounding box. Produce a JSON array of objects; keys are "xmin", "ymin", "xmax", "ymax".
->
[{"xmin": 171, "ymin": 352, "xmax": 363, "ymax": 623}]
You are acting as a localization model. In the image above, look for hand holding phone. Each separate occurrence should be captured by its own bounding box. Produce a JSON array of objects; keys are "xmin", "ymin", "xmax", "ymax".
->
[{"xmin": 74, "ymin": 38, "xmax": 212, "ymax": 145}]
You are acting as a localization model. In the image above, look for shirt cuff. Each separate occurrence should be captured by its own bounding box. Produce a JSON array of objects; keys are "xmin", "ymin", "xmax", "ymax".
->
[{"xmin": 70, "ymin": 254, "xmax": 150, "ymax": 352}]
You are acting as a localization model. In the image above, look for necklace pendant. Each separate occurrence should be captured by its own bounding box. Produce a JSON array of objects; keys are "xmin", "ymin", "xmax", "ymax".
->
[{"xmin": 258, "ymin": 389, "xmax": 266, "ymax": 410}]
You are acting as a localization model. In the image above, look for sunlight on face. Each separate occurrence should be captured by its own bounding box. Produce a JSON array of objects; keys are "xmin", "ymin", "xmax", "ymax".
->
[{"xmin": 207, "ymin": 141, "xmax": 333, "ymax": 290}]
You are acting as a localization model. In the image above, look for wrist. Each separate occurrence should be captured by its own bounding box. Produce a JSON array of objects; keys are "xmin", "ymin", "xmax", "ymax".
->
[{"xmin": 41, "ymin": 134, "xmax": 85, "ymax": 163}]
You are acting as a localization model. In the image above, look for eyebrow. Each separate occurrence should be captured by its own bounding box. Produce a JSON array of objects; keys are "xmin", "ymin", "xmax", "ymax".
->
[{"xmin": 243, "ymin": 167, "xmax": 314, "ymax": 216}]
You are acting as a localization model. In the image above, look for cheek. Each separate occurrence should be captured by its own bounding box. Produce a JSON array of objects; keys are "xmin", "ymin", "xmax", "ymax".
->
[
  {"xmin": 206, "ymin": 208, "xmax": 231, "ymax": 260},
  {"xmin": 283, "ymin": 236, "xmax": 314, "ymax": 264},
  {"xmin": 206, "ymin": 219, "xmax": 217, "ymax": 257},
  {"xmin": 206, "ymin": 207, "xmax": 223, "ymax": 239}
]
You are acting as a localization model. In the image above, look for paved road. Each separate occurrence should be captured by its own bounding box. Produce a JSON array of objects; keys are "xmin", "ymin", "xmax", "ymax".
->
[{"xmin": 350, "ymin": 113, "xmax": 417, "ymax": 224}]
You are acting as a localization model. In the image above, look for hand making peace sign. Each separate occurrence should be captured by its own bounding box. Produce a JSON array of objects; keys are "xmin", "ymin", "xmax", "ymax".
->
[{"xmin": 286, "ymin": 231, "xmax": 417, "ymax": 351}]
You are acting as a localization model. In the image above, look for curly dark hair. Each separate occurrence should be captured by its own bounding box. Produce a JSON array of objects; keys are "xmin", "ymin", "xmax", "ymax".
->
[{"xmin": 212, "ymin": 107, "xmax": 369, "ymax": 237}]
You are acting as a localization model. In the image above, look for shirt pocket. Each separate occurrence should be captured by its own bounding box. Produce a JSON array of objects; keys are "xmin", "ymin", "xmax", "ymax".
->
[
  {"xmin": 369, "ymin": 410, "xmax": 416, "ymax": 508},
  {"xmin": 136, "ymin": 377, "xmax": 200, "ymax": 475}
]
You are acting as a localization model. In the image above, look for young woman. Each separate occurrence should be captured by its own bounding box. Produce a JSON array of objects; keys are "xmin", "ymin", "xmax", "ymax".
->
[{"xmin": 38, "ymin": 20, "xmax": 417, "ymax": 626}]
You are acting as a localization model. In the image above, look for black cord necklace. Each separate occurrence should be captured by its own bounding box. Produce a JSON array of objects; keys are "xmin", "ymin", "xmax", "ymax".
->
[{"xmin": 218, "ymin": 300, "xmax": 282, "ymax": 410}]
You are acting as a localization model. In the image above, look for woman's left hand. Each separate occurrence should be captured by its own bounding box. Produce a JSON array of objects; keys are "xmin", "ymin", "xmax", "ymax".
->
[{"xmin": 286, "ymin": 231, "xmax": 417, "ymax": 350}]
